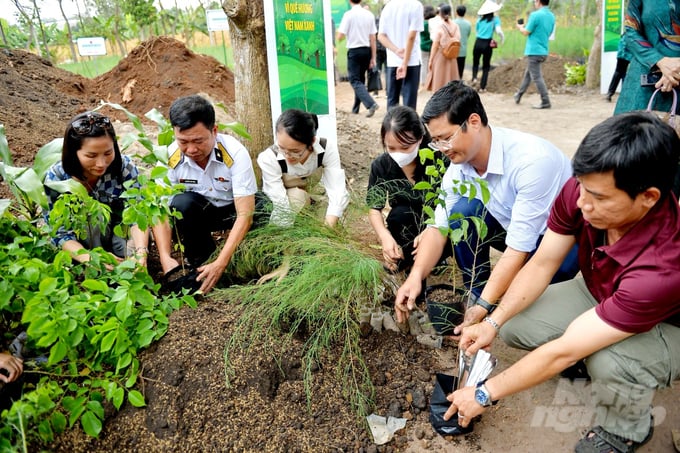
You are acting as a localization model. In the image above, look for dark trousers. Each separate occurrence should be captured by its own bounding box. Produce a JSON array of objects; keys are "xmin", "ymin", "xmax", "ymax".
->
[
  {"xmin": 170, "ymin": 191, "xmax": 269, "ymax": 266},
  {"xmin": 386, "ymin": 65, "xmax": 420, "ymax": 110},
  {"xmin": 449, "ymin": 197, "xmax": 579, "ymax": 298},
  {"xmin": 607, "ymin": 58, "xmax": 630, "ymax": 96},
  {"xmin": 386, "ymin": 204, "xmax": 452, "ymax": 271},
  {"xmin": 517, "ymin": 55, "xmax": 550, "ymax": 105},
  {"xmin": 171, "ymin": 192, "xmax": 238, "ymax": 267},
  {"xmin": 457, "ymin": 56, "xmax": 466, "ymax": 80},
  {"xmin": 348, "ymin": 47, "xmax": 376, "ymax": 112},
  {"xmin": 472, "ymin": 38, "xmax": 493, "ymax": 89}
]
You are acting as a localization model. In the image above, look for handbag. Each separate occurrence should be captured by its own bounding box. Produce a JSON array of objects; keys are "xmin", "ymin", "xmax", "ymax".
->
[
  {"xmin": 489, "ymin": 39, "xmax": 498, "ymax": 49},
  {"xmin": 367, "ymin": 67, "xmax": 382, "ymax": 92},
  {"xmin": 646, "ymin": 88, "xmax": 680, "ymax": 137},
  {"xmin": 441, "ymin": 24, "xmax": 461, "ymax": 59}
]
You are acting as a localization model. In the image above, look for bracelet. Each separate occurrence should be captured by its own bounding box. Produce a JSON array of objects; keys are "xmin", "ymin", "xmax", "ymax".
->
[
  {"xmin": 135, "ymin": 247, "xmax": 149, "ymax": 254},
  {"xmin": 475, "ymin": 296, "xmax": 497, "ymax": 314},
  {"xmin": 483, "ymin": 316, "xmax": 500, "ymax": 333}
]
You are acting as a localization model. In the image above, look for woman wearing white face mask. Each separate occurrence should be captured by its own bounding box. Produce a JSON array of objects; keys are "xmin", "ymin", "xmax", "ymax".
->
[{"xmin": 366, "ymin": 106, "xmax": 451, "ymax": 273}]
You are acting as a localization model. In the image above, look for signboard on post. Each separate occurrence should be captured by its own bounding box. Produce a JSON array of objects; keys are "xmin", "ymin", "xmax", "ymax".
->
[
  {"xmin": 76, "ymin": 37, "xmax": 107, "ymax": 57},
  {"xmin": 263, "ymin": 0, "xmax": 337, "ymax": 144},
  {"xmin": 600, "ymin": 0, "xmax": 625, "ymax": 94},
  {"xmin": 206, "ymin": 9, "xmax": 230, "ymax": 31}
]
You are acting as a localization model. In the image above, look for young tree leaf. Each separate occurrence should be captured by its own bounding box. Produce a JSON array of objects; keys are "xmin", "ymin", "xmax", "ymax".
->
[
  {"xmin": 127, "ymin": 390, "xmax": 146, "ymax": 407},
  {"xmin": 81, "ymin": 410, "xmax": 103, "ymax": 437}
]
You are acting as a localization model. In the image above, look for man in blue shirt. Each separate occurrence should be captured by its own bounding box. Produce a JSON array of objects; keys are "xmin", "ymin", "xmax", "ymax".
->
[
  {"xmin": 394, "ymin": 81, "xmax": 578, "ymax": 326},
  {"xmin": 513, "ymin": 0, "xmax": 555, "ymax": 109}
]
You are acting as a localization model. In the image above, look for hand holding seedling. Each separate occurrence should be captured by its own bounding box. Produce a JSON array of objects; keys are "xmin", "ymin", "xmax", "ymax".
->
[
  {"xmin": 458, "ymin": 319, "xmax": 497, "ymax": 357},
  {"xmin": 452, "ymin": 304, "xmax": 487, "ymax": 339}
]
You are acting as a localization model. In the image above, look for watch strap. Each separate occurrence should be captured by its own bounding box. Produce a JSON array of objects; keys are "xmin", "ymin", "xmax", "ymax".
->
[{"xmin": 475, "ymin": 296, "xmax": 497, "ymax": 314}]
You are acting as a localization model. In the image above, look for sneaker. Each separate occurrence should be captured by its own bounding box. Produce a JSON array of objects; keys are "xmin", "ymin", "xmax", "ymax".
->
[
  {"xmin": 366, "ymin": 104, "xmax": 379, "ymax": 118},
  {"xmin": 532, "ymin": 103, "xmax": 551, "ymax": 109},
  {"xmin": 513, "ymin": 92, "xmax": 522, "ymax": 104}
]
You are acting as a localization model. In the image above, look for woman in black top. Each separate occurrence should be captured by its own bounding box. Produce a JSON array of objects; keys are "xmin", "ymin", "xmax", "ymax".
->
[{"xmin": 366, "ymin": 106, "xmax": 450, "ymax": 272}]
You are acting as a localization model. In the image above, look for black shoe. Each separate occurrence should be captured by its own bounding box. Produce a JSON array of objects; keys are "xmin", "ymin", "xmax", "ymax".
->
[
  {"xmin": 605, "ymin": 93, "xmax": 613, "ymax": 102},
  {"xmin": 532, "ymin": 103, "xmax": 551, "ymax": 109},
  {"xmin": 513, "ymin": 92, "xmax": 522, "ymax": 104},
  {"xmin": 560, "ymin": 360, "xmax": 590, "ymax": 381}
]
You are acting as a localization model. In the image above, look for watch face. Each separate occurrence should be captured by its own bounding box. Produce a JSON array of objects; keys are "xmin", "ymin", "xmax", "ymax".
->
[{"xmin": 475, "ymin": 387, "xmax": 489, "ymax": 406}]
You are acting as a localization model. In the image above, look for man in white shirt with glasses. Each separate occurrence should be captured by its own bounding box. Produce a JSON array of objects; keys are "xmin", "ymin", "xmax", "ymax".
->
[{"xmin": 394, "ymin": 81, "xmax": 578, "ymax": 335}]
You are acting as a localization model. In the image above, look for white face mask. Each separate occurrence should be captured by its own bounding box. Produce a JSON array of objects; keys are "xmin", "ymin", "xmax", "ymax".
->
[{"xmin": 388, "ymin": 145, "xmax": 420, "ymax": 167}]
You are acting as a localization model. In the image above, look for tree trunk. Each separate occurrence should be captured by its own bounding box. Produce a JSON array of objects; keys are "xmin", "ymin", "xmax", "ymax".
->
[
  {"xmin": 223, "ymin": 0, "xmax": 272, "ymax": 166},
  {"xmin": 585, "ymin": 0, "xmax": 602, "ymax": 90},
  {"xmin": 0, "ymin": 21, "xmax": 8, "ymax": 48},
  {"xmin": 31, "ymin": 0, "xmax": 51, "ymax": 61},
  {"xmin": 58, "ymin": 0, "xmax": 78, "ymax": 62}
]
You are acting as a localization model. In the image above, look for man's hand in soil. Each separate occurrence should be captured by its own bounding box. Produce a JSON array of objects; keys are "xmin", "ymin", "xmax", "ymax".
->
[
  {"xmin": 196, "ymin": 260, "xmax": 227, "ymax": 294},
  {"xmin": 0, "ymin": 352, "xmax": 23, "ymax": 383},
  {"xmin": 458, "ymin": 319, "xmax": 497, "ymax": 357},
  {"xmin": 394, "ymin": 277, "xmax": 421, "ymax": 323}
]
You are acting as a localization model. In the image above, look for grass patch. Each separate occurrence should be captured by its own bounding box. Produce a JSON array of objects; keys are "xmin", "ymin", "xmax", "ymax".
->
[{"xmin": 218, "ymin": 213, "xmax": 386, "ymax": 418}]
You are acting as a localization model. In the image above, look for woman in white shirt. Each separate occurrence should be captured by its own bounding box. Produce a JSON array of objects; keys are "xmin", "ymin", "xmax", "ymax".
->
[{"xmin": 257, "ymin": 109, "xmax": 350, "ymax": 227}]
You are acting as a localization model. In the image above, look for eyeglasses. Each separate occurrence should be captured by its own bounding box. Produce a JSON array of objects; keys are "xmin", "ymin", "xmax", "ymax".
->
[
  {"xmin": 71, "ymin": 114, "xmax": 112, "ymax": 135},
  {"xmin": 428, "ymin": 121, "xmax": 467, "ymax": 151},
  {"xmin": 274, "ymin": 143, "xmax": 309, "ymax": 159}
]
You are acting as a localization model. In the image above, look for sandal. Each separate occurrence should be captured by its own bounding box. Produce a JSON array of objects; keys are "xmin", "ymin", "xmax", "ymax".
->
[
  {"xmin": 161, "ymin": 265, "xmax": 201, "ymax": 294},
  {"xmin": 575, "ymin": 422, "xmax": 653, "ymax": 453}
]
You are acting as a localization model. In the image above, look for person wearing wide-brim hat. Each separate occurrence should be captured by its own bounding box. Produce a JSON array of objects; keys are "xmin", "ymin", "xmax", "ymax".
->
[
  {"xmin": 470, "ymin": 0, "xmax": 504, "ymax": 92},
  {"xmin": 478, "ymin": 0, "xmax": 502, "ymax": 16}
]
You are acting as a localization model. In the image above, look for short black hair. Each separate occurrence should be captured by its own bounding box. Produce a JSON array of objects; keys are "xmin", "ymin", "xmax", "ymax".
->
[
  {"xmin": 421, "ymin": 81, "xmax": 488, "ymax": 128},
  {"xmin": 572, "ymin": 112, "xmax": 680, "ymax": 199},
  {"xmin": 439, "ymin": 4, "xmax": 452, "ymax": 17},
  {"xmin": 424, "ymin": 5, "xmax": 436, "ymax": 20},
  {"xmin": 275, "ymin": 109, "xmax": 319, "ymax": 147},
  {"xmin": 380, "ymin": 105, "xmax": 430, "ymax": 148},
  {"xmin": 456, "ymin": 5, "xmax": 467, "ymax": 16},
  {"xmin": 169, "ymin": 94, "xmax": 216, "ymax": 131}
]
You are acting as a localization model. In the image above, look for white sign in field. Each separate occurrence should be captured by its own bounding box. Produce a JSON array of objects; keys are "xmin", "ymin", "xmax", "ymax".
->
[
  {"xmin": 206, "ymin": 9, "xmax": 230, "ymax": 31},
  {"xmin": 76, "ymin": 37, "xmax": 107, "ymax": 57}
]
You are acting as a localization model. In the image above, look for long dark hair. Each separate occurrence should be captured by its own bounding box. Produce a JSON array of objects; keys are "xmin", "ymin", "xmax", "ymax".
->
[{"xmin": 62, "ymin": 111, "xmax": 122, "ymax": 182}]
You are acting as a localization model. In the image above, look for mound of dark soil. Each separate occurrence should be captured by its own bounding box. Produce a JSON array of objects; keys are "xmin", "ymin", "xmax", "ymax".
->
[
  {"xmin": 486, "ymin": 55, "xmax": 575, "ymax": 94},
  {"xmin": 93, "ymin": 36, "xmax": 235, "ymax": 122}
]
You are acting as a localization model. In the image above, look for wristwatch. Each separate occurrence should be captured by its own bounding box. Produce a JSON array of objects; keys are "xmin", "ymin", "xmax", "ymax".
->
[
  {"xmin": 475, "ymin": 296, "xmax": 497, "ymax": 314},
  {"xmin": 475, "ymin": 379, "xmax": 493, "ymax": 407}
]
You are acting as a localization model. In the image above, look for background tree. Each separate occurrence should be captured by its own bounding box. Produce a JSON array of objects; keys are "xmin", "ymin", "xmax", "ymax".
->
[
  {"xmin": 585, "ymin": 0, "xmax": 602, "ymax": 89},
  {"xmin": 223, "ymin": 0, "xmax": 272, "ymax": 162},
  {"xmin": 57, "ymin": 0, "xmax": 78, "ymax": 62}
]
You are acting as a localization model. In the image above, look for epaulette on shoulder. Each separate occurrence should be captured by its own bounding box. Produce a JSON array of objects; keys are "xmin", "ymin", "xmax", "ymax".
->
[
  {"xmin": 168, "ymin": 148, "xmax": 183, "ymax": 169},
  {"xmin": 216, "ymin": 142, "xmax": 234, "ymax": 167}
]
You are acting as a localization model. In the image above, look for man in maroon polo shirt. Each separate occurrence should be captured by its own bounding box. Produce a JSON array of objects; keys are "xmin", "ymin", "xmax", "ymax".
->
[{"xmin": 443, "ymin": 112, "xmax": 680, "ymax": 453}]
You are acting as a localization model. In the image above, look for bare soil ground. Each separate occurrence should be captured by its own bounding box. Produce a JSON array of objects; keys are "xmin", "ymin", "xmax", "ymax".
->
[{"xmin": 1, "ymin": 39, "xmax": 678, "ymax": 452}]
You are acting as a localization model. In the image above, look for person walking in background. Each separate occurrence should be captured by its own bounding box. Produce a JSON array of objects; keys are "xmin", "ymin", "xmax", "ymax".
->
[
  {"xmin": 337, "ymin": 0, "xmax": 380, "ymax": 118},
  {"xmin": 420, "ymin": 5, "xmax": 437, "ymax": 91},
  {"xmin": 513, "ymin": 0, "xmax": 555, "ymax": 109},
  {"xmin": 614, "ymin": 0, "xmax": 680, "ymax": 115},
  {"xmin": 454, "ymin": 5, "xmax": 472, "ymax": 80},
  {"xmin": 378, "ymin": 0, "xmax": 424, "ymax": 110},
  {"xmin": 471, "ymin": 0, "xmax": 504, "ymax": 93},
  {"xmin": 606, "ymin": 33, "xmax": 631, "ymax": 102},
  {"xmin": 375, "ymin": 14, "xmax": 387, "ymax": 93},
  {"xmin": 425, "ymin": 5, "xmax": 460, "ymax": 92}
]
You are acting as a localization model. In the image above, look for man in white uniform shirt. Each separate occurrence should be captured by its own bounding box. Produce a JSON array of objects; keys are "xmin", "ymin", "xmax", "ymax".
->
[
  {"xmin": 155, "ymin": 95, "xmax": 258, "ymax": 294},
  {"xmin": 394, "ymin": 81, "xmax": 579, "ymax": 328},
  {"xmin": 377, "ymin": 0, "xmax": 424, "ymax": 110},
  {"xmin": 337, "ymin": 0, "xmax": 380, "ymax": 118}
]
